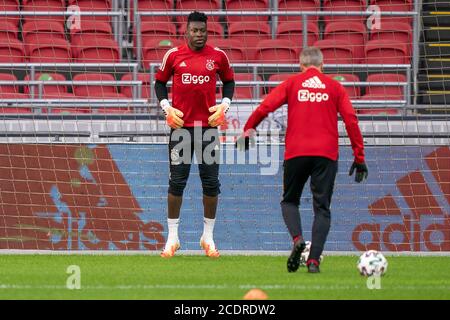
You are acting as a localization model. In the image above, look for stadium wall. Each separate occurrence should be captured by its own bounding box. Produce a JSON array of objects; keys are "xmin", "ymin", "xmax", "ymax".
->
[{"xmin": 0, "ymin": 143, "xmax": 448, "ymax": 252}]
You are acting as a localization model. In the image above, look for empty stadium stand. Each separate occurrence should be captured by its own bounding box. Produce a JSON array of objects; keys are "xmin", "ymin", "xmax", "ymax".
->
[
  {"xmin": 314, "ymin": 39, "xmax": 356, "ymax": 64},
  {"xmin": 277, "ymin": 0, "xmax": 320, "ymax": 23},
  {"xmin": 324, "ymin": 22, "xmax": 366, "ymax": 63},
  {"xmin": 209, "ymin": 38, "xmax": 247, "ymax": 62},
  {"xmin": 328, "ymin": 73, "xmax": 361, "ymax": 99},
  {"xmin": 22, "ymin": 0, "xmax": 66, "ymax": 26},
  {"xmin": 276, "ymin": 21, "xmax": 319, "ymax": 49},
  {"xmin": 228, "ymin": 73, "xmax": 262, "ymax": 99},
  {"xmin": 0, "ymin": 0, "xmax": 425, "ymax": 116},
  {"xmin": 121, "ymin": 72, "xmax": 151, "ymax": 99},
  {"xmin": 226, "ymin": 0, "xmax": 269, "ymax": 22},
  {"xmin": 420, "ymin": 0, "xmax": 450, "ymax": 106},
  {"xmin": 254, "ymin": 39, "xmax": 299, "ymax": 63}
]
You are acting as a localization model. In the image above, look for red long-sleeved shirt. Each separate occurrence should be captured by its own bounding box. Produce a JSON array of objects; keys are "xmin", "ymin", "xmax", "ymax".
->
[
  {"xmin": 155, "ymin": 44, "xmax": 234, "ymax": 127},
  {"xmin": 244, "ymin": 68, "xmax": 365, "ymax": 163}
]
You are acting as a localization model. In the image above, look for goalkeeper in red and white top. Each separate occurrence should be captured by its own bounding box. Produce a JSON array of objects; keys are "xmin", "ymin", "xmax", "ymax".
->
[
  {"xmin": 154, "ymin": 11, "xmax": 235, "ymax": 258},
  {"xmin": 237, "ymin": 47, "xmax": 368, "ymax": 273}
]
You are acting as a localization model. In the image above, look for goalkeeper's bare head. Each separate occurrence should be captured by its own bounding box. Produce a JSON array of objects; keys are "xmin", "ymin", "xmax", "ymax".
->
[
  {"xmin": 300, "ymin": 47, "xmax": 324, "ymax": 73},
  {"xmin": 186, "ymin": 11, "xmax": 208, "ymax": 51}
]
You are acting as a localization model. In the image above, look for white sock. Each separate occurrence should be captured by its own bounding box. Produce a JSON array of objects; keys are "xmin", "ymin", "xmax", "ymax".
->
[
  {"xmin": 202, "ymin": 217, "xmax": 215, "ymax": 243},
  {"xmin": 166, "ymin": 218, "xmax": 179, "ymax": 244}
]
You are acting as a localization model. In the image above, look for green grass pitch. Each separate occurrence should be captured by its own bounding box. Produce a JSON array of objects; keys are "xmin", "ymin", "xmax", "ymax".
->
[{"xmin": 0, "ymin": 255, "xmax": 449, "ymax": 300}]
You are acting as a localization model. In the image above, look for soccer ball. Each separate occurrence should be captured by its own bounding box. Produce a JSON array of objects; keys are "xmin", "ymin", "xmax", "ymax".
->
[
  {"xmin": 300, "ymin": 241, "xmax": 324, "ymax": 267},
  {"xmin": 38, "ymin": 73, "xmax": 53, "ymax": 81},
  {"xmin": 357, "ymin": 250, "xmax": 388, "ymax": 276}
]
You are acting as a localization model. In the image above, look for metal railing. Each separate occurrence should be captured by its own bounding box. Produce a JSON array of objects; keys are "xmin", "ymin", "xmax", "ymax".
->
[
  {"xmin": 0, "ymin": 63, "xmax": 143, "ymax": 109},
  {"xmin": 134, "ymin": 7, "xmax": 419, "ymax": 107},
  {"xmin": 148, "ymin": 62, "xmax": 412, "ymax": 113},
  {"xmin": 0, "ymin": 3, "xmax": 420, "ymax": 115}
]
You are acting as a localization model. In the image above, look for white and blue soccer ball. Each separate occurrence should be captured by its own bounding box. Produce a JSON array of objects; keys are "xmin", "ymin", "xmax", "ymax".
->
[
  {"xmin": 300, "ymin": 241, "xmax": 324, "ymax": 267},
  {"xmin": 357, "ymin": 250, "xmax": 388, "ymax": 276}
]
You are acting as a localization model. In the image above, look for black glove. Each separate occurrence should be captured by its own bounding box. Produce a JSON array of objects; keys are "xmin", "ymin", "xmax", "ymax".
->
[{"xmin": 349, "ymin": 161, "xmax": 368, "ymax": 183}]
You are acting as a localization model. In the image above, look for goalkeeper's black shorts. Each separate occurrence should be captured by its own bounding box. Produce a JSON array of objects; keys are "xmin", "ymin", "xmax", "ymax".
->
[{"xmin": 168, "ymin": 127, "xmax": 221, "ymax": 197}]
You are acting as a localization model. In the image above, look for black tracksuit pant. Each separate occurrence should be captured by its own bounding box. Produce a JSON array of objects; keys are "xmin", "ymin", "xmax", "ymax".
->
[{"xmin": 281, "ymin": 156, "xmax": 338, "ymax": 263}]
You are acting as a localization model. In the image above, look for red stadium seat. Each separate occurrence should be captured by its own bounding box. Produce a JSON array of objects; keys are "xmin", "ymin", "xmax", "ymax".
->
[
  {"xmin": 0, "ymin": 73, "xmax": 30, "ymax": 113},
  {"xmin": 25, "ymin": 72, "xmax": 78, "ymax": 111},
  {"xmin": 277, "ymin": 21, "xmax": 319, "ymax": 50},
  {"xmin": 22, "ymin": 21, "xmax": 66, "ymax": 42},
  {"xmin": 131, "ymin": 0, "xmax": 173, "ymax": 24},
  {"xmin": 121, "ymin": 73, "xmax": 151, "ymax": 99},
  {"xmin": 327, "ymin": 73, "xmax": 361, "ymax": 99},
  {"xmin": 324, "ymin": 22, "xmax": 366, "ymax": 63},
  {"xmin": 254, "ymin": 39, "xmax": 299, "ymax": 64},
  {"xmin": 356, "ymin": 108, "xmax": 400, "ymax": 115},
  {"xmin": 28, "ymin": 38, "xmax": 71, "ymax": 63},
  {"xmin": 0, "ymin": 73, "xmax": 19, "ymax": 98},
  {"xmin": 68, "ymin": 0, "xmax": 112, "ymax": 23},
  {"xmin": 94, "ymin": 107, "xmax": 133, "ymax": 114},
  {"xmin": 267, "ymin": 73, "xmax": 296, "ymax": 93},
  {"xmin": 357, "ymin": 102, "xmax": 401, "ymax": 115},
  {"xmin": 228, "ymin": 22, "xmax": 271, "ymax": 56},
  {"xmin": 0, "ymin": 38, "xmax": 25, "ymax": 62},
  {"xmin": 49, "ymin": 107, "xmax": 88, "ymax": 114},
  {"xmin": 139, "ymin": 22, "xmax": 177, "ymax": 46},
  {"xmin": 0, "ymin": 107, "xmax": 33, "ymax": 113},
  {"xmin": 370, "ymin": 0, "xmax": 413, "ymax": 24},
  {"xmin": 365, "ymin": 39, "xmax": 408, "ymax": 64},
  {"xmin": 70, "ymin": 21, "xmax": 113, "ymax": 47},
  {"xmin": 323, "ymin": 0, "xmax": 367, "ymax": 25},
  {"xmin": 1, "ymin": 0, "xmax": 21, "ymax": 26},
  {"xmin": 370, "ymin": 0, "xmax": 413, "ymax": 11},
  {"xmin": 278, "ymin": 0, "xmax": 320, "ymax": 23},
  {"xmin": 142, "ymin": 38, "xmax": 181, "ymax": 69},
  {"xmin": 24, "ymin": 73, "xmax": 70, "ymax": 99},
  {"xmin": 226, "ymin": 0, "xmax": 269, "ymax": 23},
  {"xmin": 0, "ymin": 104, "xmax": 33, "ymax": 112},
  {"xmin": 0, "ymin": 21, "xmax": 18, "ymax": 41},
  {"xmin": 358, "ymin": 72, "xmax": 405, "ymax": 115},
  {"xmin": 22, "ymin": 0, "xmax": 65, "ymax": 26},
  {"xmin": 209, "ymin": 39, "xmax": 246, "ymax": 63},
  {"xmin": 369, "ymin": 22, "xmax": 412, "ymax": 55},
  {"xmin": 362, "ymin": 73, "xmax": 406, "ymax": 99},
  {"xmin": 73, "ymin": 38, "xmax": 120, "ymax": 63},
  {"xmin": 176, "ymin": 0, "xmax": 221, "ymax": 23},
  {"xmin": 178, "ymin": 22, "xmax": 223, "ymax": 40},
  {"xmin": 232, "ymin": 73, "xmax": 263, "ymax": 99},
  {"xmin": 22, "ymin": 21, "xmax": 66, "ymax": 55},
  {"xmin": 73, "ymin": 73, "xmax": 127, "ymax": 99},
  {"xmin": 314, "ymin": 39, "xmax": 355, "ymax": 64},
  {"xmin": 358, "ymin": 73, "xmax": 406, "ymax": 115}
]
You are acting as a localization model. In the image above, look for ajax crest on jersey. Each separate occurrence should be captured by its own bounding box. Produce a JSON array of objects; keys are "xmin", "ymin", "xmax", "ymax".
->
[{"xmin": 206, "ymin": 59, "xmax": 215, "ymax": 71}]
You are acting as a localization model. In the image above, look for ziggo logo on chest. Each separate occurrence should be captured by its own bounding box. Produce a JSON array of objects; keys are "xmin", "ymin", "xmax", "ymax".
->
[{"xmin": 182, "ymin": 73, "xmax": 211, "ymax": 84}]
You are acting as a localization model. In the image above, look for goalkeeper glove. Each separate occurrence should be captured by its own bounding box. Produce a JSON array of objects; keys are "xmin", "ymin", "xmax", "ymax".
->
[
  {"xmin": 349, "ymin": 161, "xmax": 368, "ymax": 183},
  {"xmin": 208, "ymin": 98, "xmax": 230, "ymax": 127},
  {"xmin": 235, "ymin": 129, "xmax": 256, "ymax": 151},
  {"xmin": 160, "ymin": 99, "xmax": 184, "ymax": 129}
]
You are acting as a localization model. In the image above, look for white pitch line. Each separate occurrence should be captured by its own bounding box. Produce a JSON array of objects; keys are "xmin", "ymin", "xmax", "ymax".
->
[
  {"xmin": 1, "ymin": 284, "xmax": 450, "ymax": 291},
  {"xmin": 0, "ymin": 250, "xmax": 449, "ymax": 256}
]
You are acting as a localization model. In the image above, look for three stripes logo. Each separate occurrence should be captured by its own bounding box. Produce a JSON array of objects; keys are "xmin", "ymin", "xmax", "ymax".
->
[
  {"xmin": 302, "ymin": 76, "xmax": 326, "ymax": 89},
  {"xmin": 352, "ymin": 146, "xmax": 450, "ymax": 252}
]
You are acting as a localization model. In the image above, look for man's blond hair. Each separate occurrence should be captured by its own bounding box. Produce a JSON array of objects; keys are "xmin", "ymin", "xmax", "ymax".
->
[{"xmin": 300, "ymin": 47, "xmax": 324, "ymax": 67}]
